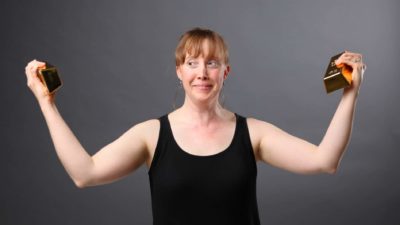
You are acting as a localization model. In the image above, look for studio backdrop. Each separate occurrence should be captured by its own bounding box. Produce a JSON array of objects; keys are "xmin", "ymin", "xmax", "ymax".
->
[{"xmin": 1, "ymin": 0, "xmax": 399, "ymax": 224}]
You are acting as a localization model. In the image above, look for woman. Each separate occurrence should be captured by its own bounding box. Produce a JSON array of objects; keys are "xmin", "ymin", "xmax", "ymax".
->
[{"xmin": 25, "ymin": 27, "xmax": 366, "ymax": 225}]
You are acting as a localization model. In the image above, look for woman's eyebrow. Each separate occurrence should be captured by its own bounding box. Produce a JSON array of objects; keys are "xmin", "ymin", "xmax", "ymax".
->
[
  {"xmin": 206, "ymin": 58, "xmax": 221, "ymax": 62},
  {"xmin": 186, "ymin": 56, "xmax": 199, "ymax": 61}
]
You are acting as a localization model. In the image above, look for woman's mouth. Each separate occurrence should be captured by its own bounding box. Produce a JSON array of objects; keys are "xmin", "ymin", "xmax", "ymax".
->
[{"xmin": 193, "ymin": 84, "xmax": 213, "ymax": 90}]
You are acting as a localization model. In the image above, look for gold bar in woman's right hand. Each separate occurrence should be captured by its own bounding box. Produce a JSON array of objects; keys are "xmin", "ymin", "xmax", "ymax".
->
[{"xmin": 38, "ymin": 63, "xmax": 62, "ymax": 94}]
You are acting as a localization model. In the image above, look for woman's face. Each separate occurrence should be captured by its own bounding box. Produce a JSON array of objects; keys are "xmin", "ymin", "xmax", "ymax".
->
[{"xmin": 176, "ymin": 40, "xmax": 230, "ymax": 105}]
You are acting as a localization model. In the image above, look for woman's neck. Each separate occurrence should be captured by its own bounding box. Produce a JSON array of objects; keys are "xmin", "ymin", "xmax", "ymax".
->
[{"xmin": 175, "ymin": 97, "xmax": 227, "ymax": 126}]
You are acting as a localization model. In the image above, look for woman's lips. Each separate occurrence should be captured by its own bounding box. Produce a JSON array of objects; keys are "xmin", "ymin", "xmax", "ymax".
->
[{"xmin": 193, "ymin": 84, "xmax": 212, "ymax": 90}]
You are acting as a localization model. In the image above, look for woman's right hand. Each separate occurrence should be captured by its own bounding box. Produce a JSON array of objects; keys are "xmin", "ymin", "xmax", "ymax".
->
[{"xmin": 25, "ymin": 59, "xmax": 56, "ymax": 107}]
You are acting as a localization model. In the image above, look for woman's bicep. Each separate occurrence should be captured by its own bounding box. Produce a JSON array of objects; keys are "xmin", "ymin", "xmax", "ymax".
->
[
  {"xmin": 88, "ymin": 120, "xmax": 157, "ymax": 186},
  {"xmin": 256, "ymin": 121, "xmax": 324, "ymax": 175}
]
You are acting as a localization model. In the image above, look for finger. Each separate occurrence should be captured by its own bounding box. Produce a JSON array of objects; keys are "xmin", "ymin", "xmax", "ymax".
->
[
  {"xmin": 26, "ymin": 66, "xmax": 37, "ymax": 87},
  {"xmin": 341, "ymin": 55, "xmax": 353, "ymax": 62},
  {"xmin": 35, "ymin": 60, "xmax": 46, "ymax": 66},
  {"xmin": 342, "ymin": 52, "xmax": 362, "ymax": 62},
  {"xmin": 27, "ymin": 71, "xmax": 45, "ymax": 90},
  {"xmin": 336, "ymin": 52, "xmax": 352, "ymax": 64},
  {"xmin": 341, "ymin": 52, "xmax": 357, "ymax": 60},
  {"xmin": 336, "ymin": 57, "xmax": 357, "ymax": 68},
  {"xmin": 25, "ymin": 62, "xmax": 44, "ymax": 85},
  {"xmin": 25, "ymin": 67, "xmax": 32, "ymax": 85},
  {"xmin": 27, "ymin": 59, "xmax": 46, "ymax": 68},
  {"xmin": 25, "ymin": 64, "xmax": 36, "ymax": 79},
  {"xmin": 27, "ymin": 59, "xmax": 39, "ymax": 67},
  {"xmin": 337, "ymin": 53, "xmax": 363, "ymax": 65},
  {"xmin": 350, "ymin": 53, "xmax": 362, "ymax": 61},
  {"xmin": 343, "ymin": 50, "xmax": 353, "ymax": 56},
  {"xmin": 27, "ymin": 61, "xmax": 46, "ymax": 75},
  {"xmin": 32, "ymin": 61, "xmax": 46, "ymax": 68}
]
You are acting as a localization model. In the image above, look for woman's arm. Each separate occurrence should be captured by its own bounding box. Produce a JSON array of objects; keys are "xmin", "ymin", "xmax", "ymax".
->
[
  {"xmin": 318, "ymin": 51, "xmax": 366, "ymax": 172},
  {"xmin": 316, "ymin": 88, "xmax": 358, "ymax": 173},
  {"xmin": 250, "ymin": 51, "xmax": 366, "ymax": 175},
  {"xmin": 26, "ymin": 60, "xmax": 151, "ymax": 188}
]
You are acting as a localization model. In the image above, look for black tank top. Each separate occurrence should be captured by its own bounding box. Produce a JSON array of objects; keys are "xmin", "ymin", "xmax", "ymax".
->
[{"xmin": 148, "ymin": 113, "xmax": 261, "ymax": 225}]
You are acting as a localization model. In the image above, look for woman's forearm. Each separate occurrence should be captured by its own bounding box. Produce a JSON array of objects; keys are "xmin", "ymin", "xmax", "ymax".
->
[
  {"xmin": 40, "ymin": 102, "xmax": 94, "ymax": 187},
  {"xmin": 318, "ymin": 89, "xmax": 358, "ymax": 173}
]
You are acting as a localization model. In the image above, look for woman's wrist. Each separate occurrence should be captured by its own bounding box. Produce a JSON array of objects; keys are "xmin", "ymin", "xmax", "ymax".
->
[
  {"xmin": 342, "ymin": 87, "xmax": 359, "ymax": 103},
  {"xmin": 39, "ymin": 99, "xmax": 57, "ymax": 113}
]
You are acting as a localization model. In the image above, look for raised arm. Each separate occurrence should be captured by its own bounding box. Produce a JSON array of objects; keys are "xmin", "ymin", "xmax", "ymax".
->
[
  {"xmin": 25, "ymin": 60, "xmax": 153, "ymax": 188},
  {"xmin": 250, "ymin": 51, "xmax": 366, "ymax": 175}
]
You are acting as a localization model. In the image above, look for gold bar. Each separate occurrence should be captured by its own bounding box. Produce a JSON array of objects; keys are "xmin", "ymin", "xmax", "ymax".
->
[
  {"xmin": 323, "ymin": 52, "xmax": 352, "ymax": 93},
  {"xmin": 38, "ymin": 62, "xmax": 62, "ymax": 94}
]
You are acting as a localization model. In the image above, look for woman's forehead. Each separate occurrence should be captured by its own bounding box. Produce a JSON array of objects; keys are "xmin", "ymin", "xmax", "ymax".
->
[{"xmin": 184, "ymin": 40, "xmax": 223, "ymax": 60}]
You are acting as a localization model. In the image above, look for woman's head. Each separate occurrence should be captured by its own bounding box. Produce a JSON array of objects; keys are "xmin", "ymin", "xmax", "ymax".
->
[
  {"xmin": 175, "ymin": 28, "xmax": 229, "ymax": 67},
  {"xmin": 174, "ymin": 28, "xmax": 230, "ymax": 106}
]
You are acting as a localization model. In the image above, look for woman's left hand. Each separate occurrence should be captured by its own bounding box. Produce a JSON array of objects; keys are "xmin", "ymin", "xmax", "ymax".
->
[{"xmin": 335, "ymin": 50, "xmax": 366, "ymax": 96}]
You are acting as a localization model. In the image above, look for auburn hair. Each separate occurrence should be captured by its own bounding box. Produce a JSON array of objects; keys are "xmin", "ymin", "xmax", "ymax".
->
[{"xmin": 175, "ymin": 27, "xmax": 229, "ymax": 66}]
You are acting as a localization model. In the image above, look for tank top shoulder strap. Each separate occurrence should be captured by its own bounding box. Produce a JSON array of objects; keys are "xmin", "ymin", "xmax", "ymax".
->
[
  {"xmin": 148, "ymin": 114, "xmax": 169, "ymax": 176},
  {"xmin": 235, "ymin": 113, "xmax": 252, "ymax": 146},
  {"xmin": 234, "ymin": 113, "xmax": 258, "ymax": 170}
]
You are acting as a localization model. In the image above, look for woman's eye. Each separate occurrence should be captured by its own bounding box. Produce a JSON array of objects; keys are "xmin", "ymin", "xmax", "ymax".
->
[
  {"xmin": 207, "ymin": 60, "xmax": 220, "ymax": 68},
  {"xmin": 187, "ymin": 61, "xmax": 197, "ymax": 67}
]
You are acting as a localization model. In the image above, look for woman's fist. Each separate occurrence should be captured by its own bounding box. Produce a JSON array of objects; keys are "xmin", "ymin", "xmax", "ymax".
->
[
  {"xmin": 25, "ymin": 59, "xmax": 56, "ymax": 106},
  {"xmin": 335, "ymin": 51, "xmax": 367, "ymax": 95}
]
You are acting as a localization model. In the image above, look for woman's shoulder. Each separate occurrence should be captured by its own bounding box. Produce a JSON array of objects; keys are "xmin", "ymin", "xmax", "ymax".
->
[
  {"xmin": 245, "ymin": 117, "xmax": 270, "ymax": 126},
  {"xmin": 133, "ymin": 117, "xmax": 162, "ymax": 133},
  {"xmin": 237, "ymin": 114, "xmax": 273, "ymax": 126},
  {"xmin": 244, "ymin": 116, "xmax": 278, "ymax": 138},
  {"xmin": 132, "ymin": 117, "xmax": 162, "ymax": 156}
]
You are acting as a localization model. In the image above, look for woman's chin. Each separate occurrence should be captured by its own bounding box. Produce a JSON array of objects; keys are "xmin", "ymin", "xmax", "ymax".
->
[{"xmin": 188, "ymin": 93, "xmax": 218, "ymax": 104}]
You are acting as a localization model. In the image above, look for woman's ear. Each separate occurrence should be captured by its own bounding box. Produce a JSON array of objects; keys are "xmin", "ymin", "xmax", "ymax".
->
[
  {"xmin": 176, "ymin": 66, "xmax": 182, "ymax": 80},
  {"xmin": 224, "ymin": 65, "xmax": 230, "ymax": 79}
]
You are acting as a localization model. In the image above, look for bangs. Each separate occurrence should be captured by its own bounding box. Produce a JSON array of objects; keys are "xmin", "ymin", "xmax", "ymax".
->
[
  {"xmin": 175, "ymin": 28, "xmax": 229, "ymax": 66},
  {"xmin": 185, "ymin": 37, "xmax": 223, "ymax": 62}
]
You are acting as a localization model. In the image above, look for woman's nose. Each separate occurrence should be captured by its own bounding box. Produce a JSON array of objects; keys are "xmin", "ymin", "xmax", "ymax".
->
[{"xmin": 197, "ymin": 64, "xmax": 209, "ymax": 80}]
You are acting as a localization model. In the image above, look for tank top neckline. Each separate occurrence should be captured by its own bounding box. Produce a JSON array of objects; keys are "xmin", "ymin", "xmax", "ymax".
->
[{"xmin": 165, "ymin": 113, "xmax": 239, "ymax": 159}]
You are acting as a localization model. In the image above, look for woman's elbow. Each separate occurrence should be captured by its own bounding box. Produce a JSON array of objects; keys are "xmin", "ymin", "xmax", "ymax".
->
[
  {"xmin": 320, "ymin": 164, "xmax": 338, "ymax": 175},
  {"xmin": 73, "ymin": 178, "xmax": 92, "ymax": 189},
  {"xmin": 316, "ymin": 153, "xmax": 339, "ymax": 175},
  {"xmin": 325, "ymin": 167, "xmax": 337, "ymax": 175},
  {"xmin": 74, "ymin": 180, "xmax": 87, "ymax": 189}
]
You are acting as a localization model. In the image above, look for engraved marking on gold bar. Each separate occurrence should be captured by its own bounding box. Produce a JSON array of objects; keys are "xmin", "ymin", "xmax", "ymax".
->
[{"xmin": 323, "ymin": 72, "xmax": 341, "ymax": 80}]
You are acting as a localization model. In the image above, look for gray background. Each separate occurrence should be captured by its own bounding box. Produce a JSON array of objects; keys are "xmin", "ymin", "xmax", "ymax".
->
[{"xmin": 1, "ymin": 0, "xmax": 399, "ymax": 224}]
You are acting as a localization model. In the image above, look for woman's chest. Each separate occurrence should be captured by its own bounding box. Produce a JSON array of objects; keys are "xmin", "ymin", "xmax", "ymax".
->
[
  {"xmin": 172, "ymin": 125, "xmax": 235, "ymax": 156},
  {"xmin": 145, "ymin": 117, "xmax": 262, "ymax": 168}
]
